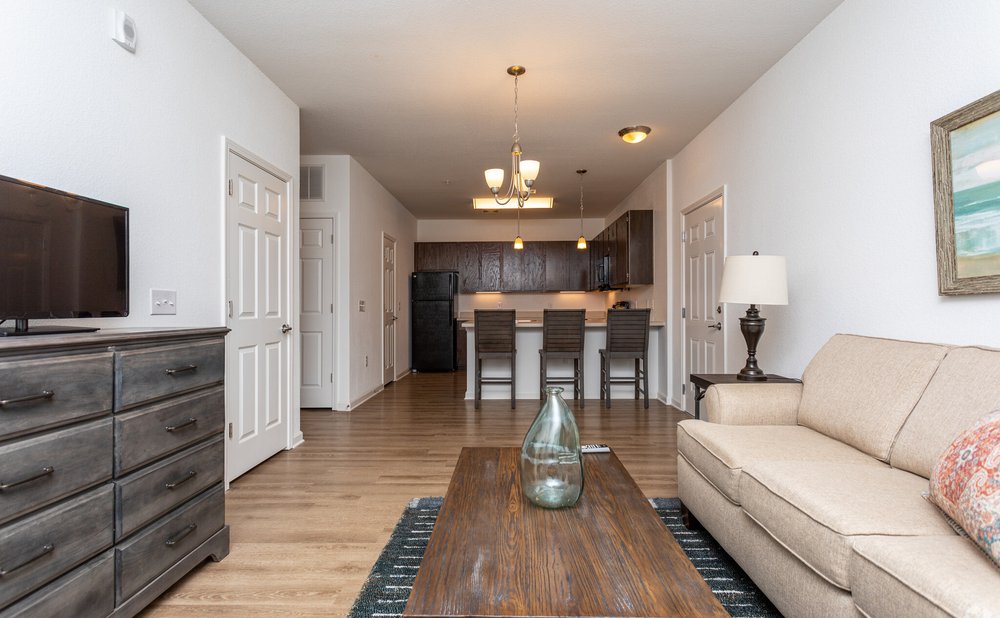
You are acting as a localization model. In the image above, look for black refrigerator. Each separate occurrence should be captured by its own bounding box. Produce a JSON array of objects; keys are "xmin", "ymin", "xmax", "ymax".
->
[{"xmin": 411, "ymin": 271, "xmax": 458, "ymax": 372}]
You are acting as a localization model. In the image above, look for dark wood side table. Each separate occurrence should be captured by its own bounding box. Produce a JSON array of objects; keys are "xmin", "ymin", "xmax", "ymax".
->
[{"xmin": 689, "ymin": 373, "xmax": 801, "ymax": 419}]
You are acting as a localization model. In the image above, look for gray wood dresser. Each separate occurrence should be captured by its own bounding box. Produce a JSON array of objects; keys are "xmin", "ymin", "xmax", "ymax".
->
[{"xmin": 0, "ymin": 327, "xmax": 230, "ymax": 617}]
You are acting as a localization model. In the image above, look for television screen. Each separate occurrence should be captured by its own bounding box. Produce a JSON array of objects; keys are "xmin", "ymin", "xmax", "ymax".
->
[{"xmin": 0, "ymin": 174, "xmax": 128, "ymax": 323}]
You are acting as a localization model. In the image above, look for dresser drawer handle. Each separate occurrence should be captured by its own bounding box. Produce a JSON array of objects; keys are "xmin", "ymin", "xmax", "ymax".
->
[
  {"xmin": 0, "ymin": 390, "xmax": 55, "ymax": 408},
  {"xmin": 164, "ymin": 470, "xmax": 197, "ymax": 490},
  {"xmin": 165, "ymin": 365, "xmax": 198, "ymax": 376},
  {"xmin": 165, "ymin": 417, "xmax": 197, "ymax": 432},
  {"xmin": 165, "ymin": 523, "xmax": 197, "ymax": 547},
  {"xmin": 0, "ymin": 543, "xmax": 54, "ymax": 576},
  {"xmin": 0, "ymin": 466, "xmax": 55, "ymax": 491}
]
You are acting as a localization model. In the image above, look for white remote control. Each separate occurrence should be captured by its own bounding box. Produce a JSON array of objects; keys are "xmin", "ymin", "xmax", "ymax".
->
[{"xmin": 581, "ymin": 443, "xmax": 611, "ymax": 453}]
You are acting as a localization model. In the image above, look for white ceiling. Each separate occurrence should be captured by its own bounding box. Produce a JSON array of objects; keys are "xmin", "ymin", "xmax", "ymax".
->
[{"xmin": 189, "ymin": 0, "xmax": 842, "ymax": 219}]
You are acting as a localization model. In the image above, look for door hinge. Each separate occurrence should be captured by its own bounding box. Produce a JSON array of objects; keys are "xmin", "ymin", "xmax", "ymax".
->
[
  {"xmin": 681, "ymin": 231, "xmax": 687, "ymax": 242},
  {"xmin": 682, "ymin": 384, "xmax": 686, "ymax": 395},
  {"xmin": 228, "ymin": 179, "xmax": 233, "ymax": 196},
  {"xmin": 228, "ymin": 423, "xmax": 233, "ymax": 439},
  {"xmin": 330, "ymin": 303, "xmax": 334, "ymax": 313},
  {"xmin": 682, "ymin": 307, "xmax": 686, "ymax": 318},
  {"xmin": 227, "ymin": 300, "xmax": 233, "ymax": 319},
  {"xmin": 331, "ymin": 234, "xmax": 335, "ymax": 243},
  {"xmin": 330, "ymin": 373, "xmax": 333, "ymax": 383}
]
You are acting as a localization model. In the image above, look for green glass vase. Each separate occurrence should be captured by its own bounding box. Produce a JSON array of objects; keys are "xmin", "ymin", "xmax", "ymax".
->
[{"xmin": 519, "ymin": 386, "xmax": 583, "ymax": 508}]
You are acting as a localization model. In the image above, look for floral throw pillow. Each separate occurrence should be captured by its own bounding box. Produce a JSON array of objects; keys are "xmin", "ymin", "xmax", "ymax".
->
[{"xmin": 929, "ymin": 410, "xmax": 1000, "ymax": 567}]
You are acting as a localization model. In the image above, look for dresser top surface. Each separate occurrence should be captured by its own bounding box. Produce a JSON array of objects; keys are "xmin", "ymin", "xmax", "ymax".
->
[{"xmin": 0, "ymin": 327, "xmax": 229, "ymax": 354}]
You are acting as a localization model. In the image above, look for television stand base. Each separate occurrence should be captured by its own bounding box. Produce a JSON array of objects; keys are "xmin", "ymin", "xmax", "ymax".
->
[{"xmin": 0, "ymin": 324, "xmax": 100, "ymax": 337}]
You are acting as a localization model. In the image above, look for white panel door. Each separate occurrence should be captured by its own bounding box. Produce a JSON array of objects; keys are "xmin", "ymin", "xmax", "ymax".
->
[
  {"xmin": 382, "ymin": 234, "xmax": 396, "ymax": 385},
  {"xmin": 226, "ymin": 150, "xmax": 291, "ymax": 481},
  {"xmin": 300, "ymin": 218, "xmax": 334, "ymax": 407},
  {"xmin": 684, "ymin": 195, "xmax": 725, "ymax": 413}
]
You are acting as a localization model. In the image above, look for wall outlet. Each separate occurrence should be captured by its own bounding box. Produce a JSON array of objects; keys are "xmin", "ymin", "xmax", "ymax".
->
[
  {"xmin": 365, "ymin": 354, "xmax": 369, "ymax": 367},
  {"xmin": 359, "ymin": 300, "xmax": 366, "ymax": 312},
  {"xmin": 150, "ymin": 289, "xmax": 176, "ymax": 315}
]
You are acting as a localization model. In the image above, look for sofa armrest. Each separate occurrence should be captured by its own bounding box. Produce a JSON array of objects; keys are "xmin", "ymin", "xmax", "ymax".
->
[{"xmin": 704, "ymin": 383, "xmax": 802, "ymax": 425}]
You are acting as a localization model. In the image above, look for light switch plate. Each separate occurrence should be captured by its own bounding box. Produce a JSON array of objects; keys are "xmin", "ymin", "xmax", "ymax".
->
[{"xmin": 150, "ymin": 289, "xmax": 177, "ymax": 315}]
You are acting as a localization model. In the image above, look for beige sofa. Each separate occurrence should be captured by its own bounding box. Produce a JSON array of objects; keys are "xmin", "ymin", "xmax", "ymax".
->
[{"xmin": 677, "ymin": 334, "xmax": 1000, "ymax": 617}]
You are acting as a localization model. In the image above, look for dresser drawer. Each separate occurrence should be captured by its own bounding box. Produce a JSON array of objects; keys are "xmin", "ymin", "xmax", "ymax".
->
[
  {"xmin": 114, "ymin": 386, "xmax": 225, "ymax": 475},
  {"xmin": 0, "ymin": 550, "xmax": 114, "ymax": 618},
  {"xmin": 0, "ymin": 418, "xmax": 112, "ymax": 526},
  {"xmin": 0, "ymin": 352, "xmax": 113, "ymax": 441},
  {"xmin": 115, "ymin": 339, "xmax": 224, "ymax": 410},
  {"xmin": 116, "ymin": 484, "xmax": 224, "ymax": 602},
  {"xmin": 116, "ymin": 435, "xmax": 224, "ymax": 540},
  {"xmin": 0, "ymin": 484, "xmax": 113, "ymax": 608}
]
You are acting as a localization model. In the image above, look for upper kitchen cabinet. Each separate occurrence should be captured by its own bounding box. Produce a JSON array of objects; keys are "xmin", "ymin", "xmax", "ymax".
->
[
  {"xmin": 415, "ymin": 241, "xmax": 588, "ymax": 293},
  {"xmin": 501, "ymin": 241, "xmax": 545, "ymax": 292},
  {"xmin": 545, "ymin": 241, "xmax": 590, "ymax": 291},
  {"xmin": 590, "ymin": 210, "xmax": 653, "ymax": 289}
]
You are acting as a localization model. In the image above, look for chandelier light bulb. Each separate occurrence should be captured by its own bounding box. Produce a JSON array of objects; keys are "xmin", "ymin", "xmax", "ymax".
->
[
  {"xmin": 520, "ymin": 160, "xmax": 540, "ymax": 182},
  {"xmin": 485, "ymin": 168, "xmax": 505, "ymax": 190}
]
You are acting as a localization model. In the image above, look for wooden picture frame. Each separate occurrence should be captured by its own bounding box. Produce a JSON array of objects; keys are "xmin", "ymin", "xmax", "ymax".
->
[{"xmin": 931, "ymin": 89, "xmax": 1000, "ymax": 295}]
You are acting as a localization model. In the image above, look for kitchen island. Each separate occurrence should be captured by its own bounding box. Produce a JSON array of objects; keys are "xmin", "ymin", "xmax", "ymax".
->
[{"xmin": 461, "ymin": 316, "xmax": 664, "ymax": 402}]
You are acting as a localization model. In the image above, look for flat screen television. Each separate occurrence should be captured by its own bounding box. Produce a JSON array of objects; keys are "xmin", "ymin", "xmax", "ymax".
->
[{"xmin": 0, "ymin": 174, "xmax": 129, "ymax": 336}]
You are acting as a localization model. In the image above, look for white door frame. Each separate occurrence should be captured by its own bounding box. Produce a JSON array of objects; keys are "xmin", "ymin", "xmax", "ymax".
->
[
  {"xmin": 681, "ymin": 186, "xmax": 727, "ymax": 413},
  {"xmin": 223, "ymin": 138, "xmax": 302, "ymax": 484},
  {"xmin": 382, "ymin": 232, "xmax": 397, "ymax": 385}
]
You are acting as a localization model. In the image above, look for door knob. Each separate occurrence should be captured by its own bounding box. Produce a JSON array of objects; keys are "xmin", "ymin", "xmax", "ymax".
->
[
  {"xmin": 281, "ymin": 324, "xmax": 293, "ymax": 334},
  {"xmin": 708, "ymin": 322, "xmax": 722, "ymax": 331}
]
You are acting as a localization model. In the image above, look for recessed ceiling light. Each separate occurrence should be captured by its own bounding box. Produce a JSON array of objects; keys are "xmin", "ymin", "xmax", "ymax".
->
[
  {"xmin": 618, "ymin": 126, "xmax": 651, "ymax": 144},
  {"xmin": 472, "ymin": 197, "xmax": 553, "ymax": 209}
]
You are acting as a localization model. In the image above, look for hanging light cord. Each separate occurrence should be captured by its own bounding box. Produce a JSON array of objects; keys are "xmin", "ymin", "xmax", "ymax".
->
[{"xmin": 579, "ymin": 176, "xmax": 585, "ymax": 235}]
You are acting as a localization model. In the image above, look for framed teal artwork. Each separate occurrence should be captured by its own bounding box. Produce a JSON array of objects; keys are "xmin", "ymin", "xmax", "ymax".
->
[{"xmin": 932, "ymin": 89, "xmax": 1000, "ymax": 295}]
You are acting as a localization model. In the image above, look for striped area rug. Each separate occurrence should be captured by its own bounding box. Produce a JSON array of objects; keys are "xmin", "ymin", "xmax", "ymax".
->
[{"xmin": 348, "ymin": 497, "xmax": 781, "ymax": 618}]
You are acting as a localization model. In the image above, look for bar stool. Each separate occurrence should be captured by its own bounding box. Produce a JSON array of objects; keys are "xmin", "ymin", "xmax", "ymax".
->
[
  {"xmin": 474, "ymin": 309, "xmax": 516, "ymax": 409},
  {"xmin": 599, "ymin": 308, "xmax": 651, "ymax": 409},
  {"xmin": 538, "ymin": 309, "xmax": 586, "ymax": 406}
]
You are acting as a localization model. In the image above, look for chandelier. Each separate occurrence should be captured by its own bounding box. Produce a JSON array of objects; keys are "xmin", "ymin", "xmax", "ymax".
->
[
  {"xmin": 576, "ymin": 169, "xmax": 588, "ymax": 250},
  {"xmin": 484, "ymin": 66, "xmax": 540, "ymax": 249}
]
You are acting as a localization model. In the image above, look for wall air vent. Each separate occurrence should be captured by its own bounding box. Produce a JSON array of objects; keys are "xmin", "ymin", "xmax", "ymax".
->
[{"xmin": 300, "ymin": 164, "xmax": 324, "ymax": 201}]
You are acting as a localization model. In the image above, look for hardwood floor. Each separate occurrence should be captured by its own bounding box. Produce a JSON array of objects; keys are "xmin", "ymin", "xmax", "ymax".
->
[{"xmin": 142, "ymin": 371, "xmax": 692, "ymax": 617}]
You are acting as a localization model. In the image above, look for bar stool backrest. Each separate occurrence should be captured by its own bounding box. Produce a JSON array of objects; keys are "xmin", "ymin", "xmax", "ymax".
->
[
  {"xmin": 542, "ymin": 309, "xmax": 586, "ymax": 353},
  {"xmin": 474, "ymin": 310, "xmax": 516, "ymax": 354},
  {"xmin": 605, "ymin": 308, "xmax": 651, "ymax": 354}
]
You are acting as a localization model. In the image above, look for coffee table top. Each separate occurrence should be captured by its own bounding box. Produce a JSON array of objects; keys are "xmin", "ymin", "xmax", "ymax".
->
[{"xmin": 403, "ymin": 447, "xmax": 727, "ymax": 618}]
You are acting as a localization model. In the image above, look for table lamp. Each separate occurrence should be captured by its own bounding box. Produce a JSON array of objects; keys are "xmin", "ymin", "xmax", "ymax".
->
[{"xmin": 718, "ymin": 251, "xmax": 788, "ymax": 381}]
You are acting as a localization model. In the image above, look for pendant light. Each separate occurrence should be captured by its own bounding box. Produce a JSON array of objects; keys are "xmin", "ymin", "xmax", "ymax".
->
[{"xmin": 576, "ymin": 169, "xmax": 588, "ymax": 250}]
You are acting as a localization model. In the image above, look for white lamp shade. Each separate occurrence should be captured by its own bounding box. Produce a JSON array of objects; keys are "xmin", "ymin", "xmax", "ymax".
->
[
  {"xmin": 520, "ymin": 160, "xmax": 540, "ymax": 182},
  {"xmin": 718, "ymin": 255, "xmax": 788, "ymax": 305},
  {"xmin": 484, "ymin": 168, "xmax": 504, "ymax": 189}
]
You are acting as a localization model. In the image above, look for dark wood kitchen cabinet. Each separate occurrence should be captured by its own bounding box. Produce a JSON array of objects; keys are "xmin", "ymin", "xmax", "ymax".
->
[
  {"xmin": 415, "ymin": 241, "xmax": 589, "ymax": 293},
  {"xmin": 588, "ymin": 209, "xmax": 653, "ymax": 289},
  {"xmin": 544, "ymin": 241, "xmax": 590, "ymax": 291},
  {"xmin": 501, "ymin": 242, "xmax": 545, "ymax": 292}
]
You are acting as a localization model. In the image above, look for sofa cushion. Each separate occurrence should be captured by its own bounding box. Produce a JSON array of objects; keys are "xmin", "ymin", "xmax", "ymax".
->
[
  {"xmin": 677, "ymin": 420, "xmax": 883, "ymax": 504},
  {"xmin": 797, "ymin": 334, "xmax": 950, "ymax": 461},
  {"xmin": 739, "ymin": 462, "xmax": 955, "ymax": 590},
  {"xmin": 890, "ymin": 345, "xmax": 1000, "ymax": 478},
  {"xmin": 851, "ymin": 535, "xmax": 1000, "ymax": 618}
]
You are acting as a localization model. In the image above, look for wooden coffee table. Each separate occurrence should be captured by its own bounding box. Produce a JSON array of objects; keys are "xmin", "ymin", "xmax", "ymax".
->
[{"xmin": 403, "ymin": 447, "xmax": 727, "ymax": 617}]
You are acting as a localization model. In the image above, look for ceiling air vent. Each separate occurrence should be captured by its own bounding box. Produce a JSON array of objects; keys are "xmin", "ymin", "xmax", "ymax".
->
[{"xmin": 300, "ymin": 164, "xmax": 324, "ymax": 201}]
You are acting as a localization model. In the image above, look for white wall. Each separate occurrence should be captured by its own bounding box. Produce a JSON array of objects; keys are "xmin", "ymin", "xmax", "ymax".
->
[
  {"xmin": 348, "ymin": 158, "xmax": 417, "ymax": 405},
  {"xmin": 0, "ymin": 1, "xmax": 299, "ymax": 328},
  {"xmin": 668, "ymin": 0, "xmax": 1000, "ymax": 406},
  {"xmin": 300, "ymin": 155, "xmax": 417, "ymax": 409},
  {"xmin": 602, "ymin": 161, "xmax": 670, "ymax": 401},
  {"xmin": 604, "ymin": 161, "xmax": 668, "ymax": 322},
  {"xmin": 301, "ymin": 155, "xmax": 353, "ymax": 409}
]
